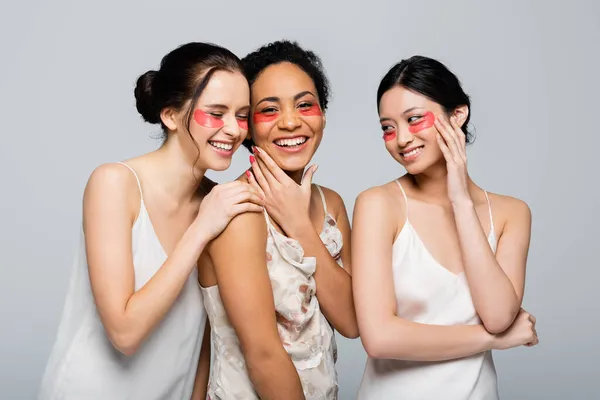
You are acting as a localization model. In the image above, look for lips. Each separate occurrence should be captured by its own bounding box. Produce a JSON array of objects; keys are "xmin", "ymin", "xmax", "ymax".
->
[
  {"xmin": 208, "ymin": 141, "xmax": 233, "ymax": 151},
  {"xmin": 273, "ymin": 136, "xmax": 308, "ymax": 148},
  {"xmin": 400, "ymin": 145, "xmax": 424, "ymax": 161}
]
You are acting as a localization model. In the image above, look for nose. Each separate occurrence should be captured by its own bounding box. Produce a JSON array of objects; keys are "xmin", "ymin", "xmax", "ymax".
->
[
  {"xmin": 396, "ymin": 127, "xmax": 414, "ymax": 147},
  {"xmin": 277, "ymin": 107, "xmax": 302, "ymax": 131},
  {"xmin": 221, "ymin": 115, "xmax": 242, "ymax": 138}
]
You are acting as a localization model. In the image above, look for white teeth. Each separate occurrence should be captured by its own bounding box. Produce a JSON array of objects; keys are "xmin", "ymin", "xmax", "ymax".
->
[
  {"xmin": 209, "ymin": 141, "xmax": 233, "ymax": 151},
  {"xmin": 275, "ymin": 137, "xmax": 307, "ymax": 147},
  {"xmin": 402, "ymin": 146, "xmax": 423, "ymax": 157}
]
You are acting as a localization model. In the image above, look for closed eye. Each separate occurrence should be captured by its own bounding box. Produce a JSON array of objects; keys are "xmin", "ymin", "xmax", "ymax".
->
[{"xmin": 408, "ymin": 115, "xmax": 423, "ymax": 124}]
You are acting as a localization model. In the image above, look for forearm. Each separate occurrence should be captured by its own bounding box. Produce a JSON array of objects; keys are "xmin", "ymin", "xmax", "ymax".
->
[
  {"xmin": 109, "ymin": 222, "xmax": 209, "ymax": 354},
  {"xmin": 245, "ymin": 347, "xmax": 305, "ymax": 400},
  {"xmin": 362, "ymin": 316, "xmax": 495, "ymax": 361},
  {"xmin": 291, "ymin": 223, "xmax": 358, "ymax": 338},
  {"xmin": 453, "ymin": 201, "xmax": 520, "ymax": 332}
]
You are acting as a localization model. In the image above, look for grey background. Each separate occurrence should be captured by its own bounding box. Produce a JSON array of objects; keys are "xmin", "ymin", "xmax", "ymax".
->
[{"xmin": 1, "ymin": 0, "xmax": 598, "ymax": 399}]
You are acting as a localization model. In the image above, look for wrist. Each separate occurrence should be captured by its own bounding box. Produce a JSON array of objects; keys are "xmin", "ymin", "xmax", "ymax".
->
[
  {"xmin": 486, "ymin": 332, "xmax": 498, "ymax": 351},
  {"xmin": 190, "ymin": 220, "xmax": 212, "ymax": 248},
  {"xmin": 451, "ymin": 197, "xmax": 474, "ymax": 212},
  {"xmin": 286, "ymin": 217, "xmax": 314, "ymax": 239}
]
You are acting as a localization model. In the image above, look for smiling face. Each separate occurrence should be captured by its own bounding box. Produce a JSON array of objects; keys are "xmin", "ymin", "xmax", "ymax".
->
[
  {"xmin": 165, "ymin": 70, "xmax": 250, "ymax": 171},
  {"xmin": 248, "ymin": 62, "xmax": 325, "ymax": 172},
  {"xmin": 378, "ymin": 85, "xmax": 452, "ymax": 175}
]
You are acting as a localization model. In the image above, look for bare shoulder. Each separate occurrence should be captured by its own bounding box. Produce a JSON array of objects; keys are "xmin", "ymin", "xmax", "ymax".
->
[
  {"xmin": 84, "ymin": 163, "xmax": 140, "ymax": 202},
  {"xmin": 313, "ymin": 185, "xmax": 347, "ymax": 215},
  {"xmin": 208, "ymin": 209, "xmax": 268, "ymax": 251},
  {"xmin": 83, "ymin": 162, "xmax": 142, "ymax": 227},
  {"xmin": 353, "ymin": 181, "xmax": 404, "ymax": 227},
  {"xmin": 355, "ymin": 181, "xmax": 402, "ymax": 211},
  {"xmin": 487, "ymin": 192, "xmax": 532, "ymax": 220},
  {"xmin": 353, "ymin": 182, "xmax": 403, "ymax": 242}
]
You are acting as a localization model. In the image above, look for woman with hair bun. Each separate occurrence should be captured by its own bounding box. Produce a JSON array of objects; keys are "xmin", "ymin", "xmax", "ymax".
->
[{"xmin": 38, "ymin": 42, "xmax": 263, "ymax": 400}]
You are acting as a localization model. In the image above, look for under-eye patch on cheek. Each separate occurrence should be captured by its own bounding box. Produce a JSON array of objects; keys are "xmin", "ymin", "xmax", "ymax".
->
[
  {"xmin": 237, "ymin": 118, "xmax": 248, "ymax": 130},
  {"xmin": 408, "ymin": 111, "xmax": 435, "ymax": 133},
  {"xmin": 252, "ymin": 112, "xmax": 278, "ymax": 124},
  {"xmin": 299, "ymin": 104, "xmax": 322, "ymax": 117},
  {"xmin": 382, "ymin": 130, "xmax": 397, "ymax": 142},
  {"xmin": 193, "ymin": 110, "xmax": 224, "ymax": 128}
]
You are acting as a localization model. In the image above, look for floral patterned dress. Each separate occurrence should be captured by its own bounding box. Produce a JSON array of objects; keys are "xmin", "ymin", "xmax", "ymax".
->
[{"xmin": 201, "ymin": 185, "xmax": 344, "ymax": 400}]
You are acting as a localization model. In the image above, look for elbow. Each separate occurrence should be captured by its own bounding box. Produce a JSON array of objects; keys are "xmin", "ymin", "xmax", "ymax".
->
[
  {"xmin": 362, "ymin": 338, "xmax": 385, "ymax": 359},
  {"xmin": 107, "ymin": 330, "xmax": 142, "ymax": 356},
  {"xmin": 481, "ymin": 313, "xmax": 517, "ymax": 335},
  {"xmin": 360, "ymin": 333, "xmax": 388, "ymax": 359},
  {"xmin": 338, "ymin": 323, "xmax": 360, "ymax": 339},
  {"xmin": 243, "ymin": 341, "xmax": 286, "ymax": 369}
]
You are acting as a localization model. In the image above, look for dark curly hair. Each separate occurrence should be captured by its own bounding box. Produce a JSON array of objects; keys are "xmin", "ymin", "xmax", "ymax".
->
[
  {"xmin": 377, "ymin": 55, "xmax": 475, "ymax": 144},
  {"xmin": 240, "ymin": 40, "xmax": 331, "ymax": 151}
]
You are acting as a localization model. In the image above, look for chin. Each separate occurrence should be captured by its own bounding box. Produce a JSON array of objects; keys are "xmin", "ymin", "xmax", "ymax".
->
[
  {"xmin": 203, "ymin": 157, "xmax": 232, "ymax": 172},
  {"xmin": 277, "ymin": 155, "xmax": 311, "ymax": 172}
]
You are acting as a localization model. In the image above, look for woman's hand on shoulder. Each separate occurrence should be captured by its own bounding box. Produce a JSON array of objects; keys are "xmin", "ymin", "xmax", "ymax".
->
[{"xmin": 193, "ymin": 180, "xmax": 265, "ymax": 242}]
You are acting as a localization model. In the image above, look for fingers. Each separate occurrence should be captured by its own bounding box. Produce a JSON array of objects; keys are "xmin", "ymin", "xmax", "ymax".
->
[
  {"xmin": 526, "ymin": 331, "xmax": 539, "ymax": 347},
  {"xmin": 442, "ymin": 116, "xmax": 464, "ymax": 159},
  {"xmin": 230, "ymin": 202, "xmax": 265, "ymax": 216},
  {"xmin": 436, "ymin": 133, "xmax": 454, "ymax": 163},
  {"xmin": 230, "ymin": 188, "xmax": 265, "ymax": 208},
  {"xmin": 245, "ymin": 170, "xmax": 266, "ymax": 199},
  {"xmin": 253, "ymin": 146, "xmax": 289, "ymax": 184},
  {"xmin": 449, "ymin": 116, "xmax": 467, "ymax": 157},
  {"xmin": 300, "ymin": 164, "xmax": 318, "ymax": 190},
  {"xmin": 529, "ymin": 314, "xmax": 536, "ymax": 325},
  {"xmin": 435, "ymin": 115, "xmax": 463, "ymax": 163},
  {"xmin": 211, "ymin": 181, "xmax": 263, "ymax": 207},
  {"xmin": 250, "ymin": 152, "xmax": 278, "ymax": 189}
]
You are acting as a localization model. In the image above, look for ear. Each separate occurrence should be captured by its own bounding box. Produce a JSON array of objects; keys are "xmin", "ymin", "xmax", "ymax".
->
[
  {"xmin": 452, "ymin": 105, "xmax": 469, "ymax": 128},
  {"xmin": 160, "ymin": 108, "xmax": 178, "ymax": 131},
  {"xmin": 322, "ymin": 114, "xmax": 327, "ymax": 129}
]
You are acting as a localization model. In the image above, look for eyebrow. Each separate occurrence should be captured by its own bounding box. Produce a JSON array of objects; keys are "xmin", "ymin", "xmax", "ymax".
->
[
  {"xmin": 402, "ymin": 106, "xmax": 424, "ymax": 115},
  {"xmin": 202, "ymin": 104, "xmax": 250, "ymax": 113},
  {"xmin": 256, "ymin": 91, "xmax": 316, "ymax": 107},
  {"xmin": 379, "ymin": 106, "xmax": 425, "ymax": 122}
]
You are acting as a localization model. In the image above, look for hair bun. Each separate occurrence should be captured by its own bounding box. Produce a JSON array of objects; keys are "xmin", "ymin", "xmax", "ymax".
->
[{"xmin": 134, "ymin": 70, "xmax": 160, "ymax": 124}]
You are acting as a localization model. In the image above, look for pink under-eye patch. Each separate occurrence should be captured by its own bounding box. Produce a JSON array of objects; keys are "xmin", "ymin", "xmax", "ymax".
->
[
  {"xmin": 253, "ymin": 112, "xmax": 278, "ymax": 124},
  {"xmin": 383, "ymin": 131, "xmax": 397, "ymax": 142},
  {"xmin": 408, "ymin": 111, "xmax": 435, "ymax": 133},
  {"xmin": 299, "ymin": 104, "xmax": 322, "ymax": 116},
  {"xmin": 237, "ymin": 119, "xmax": 248, "ymax": 130},
  {"xmin": 193, "ymin": 110, "xmax": 224, "ymax": 128}
]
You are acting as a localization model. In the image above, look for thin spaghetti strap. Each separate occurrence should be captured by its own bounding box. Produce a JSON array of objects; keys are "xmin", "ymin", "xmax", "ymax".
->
[
  {"xmin": 262, "ymin": 208, "xmax": 271, "ymax": 225},
  {"xmin": 394, "ymin": 179, "xmax": 409, "ymax": 222},
  {"xmin": 117, "ymin": 162, "xmax": 143, "ymax": 202},
  {"xmin": 483, "ymin": 190, "xmax": 495, "ymax": 231},
  {"xmin": 314, "ymin": 184, "xmax": 328, "ymax": 213}
]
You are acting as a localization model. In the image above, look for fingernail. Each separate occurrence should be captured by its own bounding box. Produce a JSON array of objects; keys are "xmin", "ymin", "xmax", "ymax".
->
[
  {"xmin": 255, "ymin": 146, "xmax": 263, "ymax": 153},
  {"xmin": 252, "ymin": 146, "xmax": 257, "ymax": 153},
  {"xmin": 245, "ymin": 170, "xmax": 251, "ymax": 178},
  {"xmin": 249, "ymin": 155, "xmax": 255, "ymax": 163}
]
